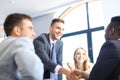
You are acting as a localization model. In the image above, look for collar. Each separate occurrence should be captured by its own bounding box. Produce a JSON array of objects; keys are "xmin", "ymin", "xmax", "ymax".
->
[{"xmin": 49, "ymin": 35, "xmax": 56, "ymax": 44}]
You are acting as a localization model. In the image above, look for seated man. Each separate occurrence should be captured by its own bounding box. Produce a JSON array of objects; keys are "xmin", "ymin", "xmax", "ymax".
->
[{"xmin": 0, "ymin": 13, "xmax": 43, "ymax": 80}]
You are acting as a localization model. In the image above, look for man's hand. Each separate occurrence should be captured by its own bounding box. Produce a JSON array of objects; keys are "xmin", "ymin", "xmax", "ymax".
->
[
  {"xmin": 67, "ymin": 69, "xmax": 82, "ymax": 80},
  {"xmin": 70, "ymin": 69, "xmax": 89, "ymax": 80}
]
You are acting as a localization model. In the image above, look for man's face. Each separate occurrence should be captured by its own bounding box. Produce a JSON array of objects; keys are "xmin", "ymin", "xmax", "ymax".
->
[
  {"xmin": 19, "ymin": 19, "xmax": 35, "ymax": 41},
  {"xmin": 50, "ymin": 22, "xmax": 64, "ymax": 41}
]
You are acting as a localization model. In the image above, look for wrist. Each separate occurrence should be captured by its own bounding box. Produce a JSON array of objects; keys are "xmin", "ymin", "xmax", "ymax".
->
[
  {"xmin": 58, "ymin": 67, "xmax": 70, "ymax": 76},
  {"xmin": 81, "ymin": 71, "xmax": 89, "ymax": 79}
]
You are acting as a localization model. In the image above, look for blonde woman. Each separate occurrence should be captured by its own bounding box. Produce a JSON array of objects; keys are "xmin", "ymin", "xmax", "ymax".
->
[{"xmin": 67, "ymin": 47, "xmax": 93, "ymax": 80}]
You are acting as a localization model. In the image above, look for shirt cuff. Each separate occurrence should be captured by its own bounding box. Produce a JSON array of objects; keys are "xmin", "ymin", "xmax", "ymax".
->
[{"xmin": 54, "ymin": 65, "xmax": 62, "ymax": 74}]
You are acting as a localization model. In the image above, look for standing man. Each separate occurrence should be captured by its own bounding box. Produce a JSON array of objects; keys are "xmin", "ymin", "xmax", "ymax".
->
[
  {"xmin": 33, "ymin": 18, "xmax": 75, "ymax": 80},
  {"xmin": 88, "ymin": 16, "xmax": 120, "ymax": 80},
  {"xmin": 0, "ymin": 13, "xmax": 43, "ymax": 80}
]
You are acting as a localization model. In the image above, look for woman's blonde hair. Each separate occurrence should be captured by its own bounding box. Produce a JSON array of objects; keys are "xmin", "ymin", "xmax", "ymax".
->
[{"xmin": 74, "ymin": 47, "xmax": 91, "ymax": 71}]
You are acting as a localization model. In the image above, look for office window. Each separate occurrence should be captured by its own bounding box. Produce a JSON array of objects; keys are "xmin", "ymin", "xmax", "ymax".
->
[
  {"xmin": 92, "ymin": 30, "xmax": 105, "ymax": 63},
  {"xmin": 88, "ymin": 0, "xmax": 104, "ymax": 28},
  {"xmin": 62, "ymin": 34, "xmax": 88, "ymax": 66},
  {"xmin": 54, "ymin": 0, "xmax": 105, "ymax": 68},
  {"xmin": 60, "ymin": 3, "xmax": 88, "ymax": 34}
]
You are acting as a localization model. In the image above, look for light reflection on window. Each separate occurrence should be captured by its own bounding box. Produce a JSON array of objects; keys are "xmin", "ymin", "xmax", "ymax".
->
[
  {"xmin": 88, "ymin": 0, "xmax": 104, "ymax": 28},
  {"xmin": 61, "ymin": 3, "xmax": 88, "ymax": 34},
  {"xmin": 92, "ymin": 30, "xmax": 105, "ymax": 63}
]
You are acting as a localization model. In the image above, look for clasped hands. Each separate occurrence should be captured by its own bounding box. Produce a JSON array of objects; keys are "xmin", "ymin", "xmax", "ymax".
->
[{"xmin": 66, "ymin": 69, "xmax": 82, "ymax": 80}]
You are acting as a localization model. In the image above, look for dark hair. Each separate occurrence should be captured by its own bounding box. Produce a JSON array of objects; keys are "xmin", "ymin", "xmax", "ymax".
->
[
  {"xmin": 108, "ymin": 16, "xmax": 120, "ymax": 36},
  {"xmin": 50, "ymin": 18, "xmax": 64, "ymax": 26},
  {"xmin": 111, "ymin": 16, "xmax": 120, "ymax": 23},
  {"xmin": 3, "ymin": 13, "xmax": 32, "ymax": 36}
]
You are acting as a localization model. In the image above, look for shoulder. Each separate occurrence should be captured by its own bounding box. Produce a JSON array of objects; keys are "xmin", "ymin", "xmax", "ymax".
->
[
  {"xmin": 101, "ymin": 40, "xmax": 119, "ymax": 53},
  {"xmin": 14, "ymin": 37, "xmax": 34, "ymax": 49},
  {"xmin": 16, "ymin": 37, "xmax": 31, "ymax": 42},
  {"xmin": 35, "ymin": 33, "xmax": 48, "ymax": 40},
  {"xmin": 34, "ymin": 33, "xmax": 49, "ymax": 43},
  {"xmin": 102, "ymin": 40, "xmax": 120, "ymax": 52},
  {"xmin": 98, "ymin": 40, "xmax": 120, "ymax": 60},
  {"xmin": 56, "ymin": 39, "xmax": 63, "ymax": 46},
  {"xmin": 103, "ymin": 40, "xmax": 120, "ymax": 47},
  {"xmin": 16, "ymin": 37, "xmax": 32, "ymax": 44}
]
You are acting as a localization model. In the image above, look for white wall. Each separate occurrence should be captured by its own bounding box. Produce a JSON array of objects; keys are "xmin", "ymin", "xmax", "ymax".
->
[
  {"xmin": 102, "ymin": 0, "xmax": 120, "ymax": 29},
  {"xmin": 32, "ymin": 12, "xmax": 56, "ymax": 37}
]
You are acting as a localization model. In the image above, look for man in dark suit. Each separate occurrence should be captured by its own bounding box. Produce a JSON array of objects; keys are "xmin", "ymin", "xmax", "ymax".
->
[
  {"xmin": 33, "ymin": 18, "xmax": 77, "ymax": 80},
  {"xmin": 88, "ymin": 16, "xmax": 120, "ymax": 80}
]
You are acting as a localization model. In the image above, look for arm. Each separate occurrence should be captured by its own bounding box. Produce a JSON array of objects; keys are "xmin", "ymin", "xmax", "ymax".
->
[
  {"xmin": 33, "ymin": 36, "xmax": 57, "ymax": 72},
  {"xmin": 81, "ymin": 71, "xmax": 89, "ymax": 80},
  {"xmin": 67, "ymin": 62, "xmax": 75, "ymax": 71},
  {"xmin": 14, "ymin": 37, "xmax": 43, "ymax": 80},
  {"xmin": 55, "ymin": 41, "xmax": 79, "ymax": 79},
  {"xmin": 33, "ymin": 35, "xmax": 79, "ymax": 79},
  {"xmin": 69, "ymin": 69, "xmax": 89, "ymax": 80},
  {"xmin": 59, "ymin": 67, "xmax": 80, "ymax": 80}
]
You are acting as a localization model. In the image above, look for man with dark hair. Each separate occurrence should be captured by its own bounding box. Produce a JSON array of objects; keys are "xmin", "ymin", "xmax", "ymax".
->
[
  {"xmin": 88, "ymin": 16, "xmax": 120, "ymax": 80},
  {"xmin": 33, "ymin": 18, "xmax": 77, "ymax": 80},
  {"xmin": 0, "ymin": 13, "xmax": 43, "ymax": 80}
]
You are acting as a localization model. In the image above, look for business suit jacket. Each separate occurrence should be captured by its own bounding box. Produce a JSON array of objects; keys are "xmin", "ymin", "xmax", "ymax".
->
[
  {"xmin": 33, "ymin": 33, "xmax": 63, "ymax": 80},
  {"xmin": 88, "ymin": 40, "xmax": 120, "ymax": 80},
  {"xmin": 0, "ymin": 36, "xmax": 43, "ymax": 80}
]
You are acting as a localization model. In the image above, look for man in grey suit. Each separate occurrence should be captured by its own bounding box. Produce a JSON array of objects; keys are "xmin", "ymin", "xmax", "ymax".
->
[
  {"xmin": 0, "ymin": 13, "xmax": 43, "ymax": 80},
  {"xmin": 33, "ymin": 18, "xmax": 77, "ymax": 80}
]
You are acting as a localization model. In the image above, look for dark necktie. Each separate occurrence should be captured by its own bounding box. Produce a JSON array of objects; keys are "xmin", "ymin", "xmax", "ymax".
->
[{"xmin": 50, "ymin": 43, "xmax": 58, "ymax": 80}]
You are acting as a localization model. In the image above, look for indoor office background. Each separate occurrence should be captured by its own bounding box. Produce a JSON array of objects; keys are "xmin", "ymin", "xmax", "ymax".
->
[
  {"xmin": 33, "ymin": 0, "xmax": 120, "ymax": 65},
  {"xmin": 32, "ymin": 0, "xmax": 120, "ymax": 79},
  {"xmin": 0, "ymin": 0, "xmax": 120, "ymax": 79}
]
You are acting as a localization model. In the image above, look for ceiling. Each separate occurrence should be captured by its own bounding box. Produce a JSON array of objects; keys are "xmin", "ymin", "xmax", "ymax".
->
[{"xmin": 0, "ymin": 0, "xmax": 83, "ymax": 25}]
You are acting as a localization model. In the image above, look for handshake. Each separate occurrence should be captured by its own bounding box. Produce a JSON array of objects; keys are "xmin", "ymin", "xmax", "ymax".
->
[{"xmin": 66, "ymin": 69, "xmax": 88, "ymax": 80}]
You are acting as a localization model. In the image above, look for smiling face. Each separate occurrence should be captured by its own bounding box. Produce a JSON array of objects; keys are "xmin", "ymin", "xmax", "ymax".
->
[
  {"xmin": 49, "ymin": 22, "xmax": 64, "ymax": 41},
  {"xmin": 74, "ymin": 48, "xmax": 86, "ymax": 64}
]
